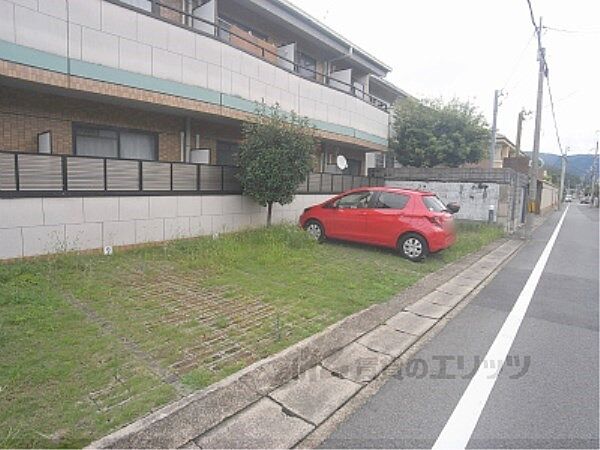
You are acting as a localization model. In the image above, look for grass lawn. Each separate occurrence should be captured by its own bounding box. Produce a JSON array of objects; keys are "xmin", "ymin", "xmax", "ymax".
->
[{"xmin": 0, "ymin": 222, "xmax": 503, "ymax": 448}]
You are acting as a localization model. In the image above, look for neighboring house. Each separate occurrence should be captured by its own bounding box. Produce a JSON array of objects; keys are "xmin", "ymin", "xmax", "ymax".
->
[
  {"xmin": 0, "ymin": 0, "xmax": 408, "ymax": 176},
  {"xmin": 472, "ymin": 134, "xmax": 516, "ymax": 169}
]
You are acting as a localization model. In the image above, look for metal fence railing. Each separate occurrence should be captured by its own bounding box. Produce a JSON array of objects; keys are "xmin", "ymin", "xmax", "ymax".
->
[{"xmin": 0, "ymin": 151, "xmax": 384, "ymax": 198}]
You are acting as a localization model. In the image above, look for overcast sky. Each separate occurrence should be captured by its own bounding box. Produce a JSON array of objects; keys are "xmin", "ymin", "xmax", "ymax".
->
[{"xmin": 290, "ymin": 0, "xmax": 600, "ymax": 156}]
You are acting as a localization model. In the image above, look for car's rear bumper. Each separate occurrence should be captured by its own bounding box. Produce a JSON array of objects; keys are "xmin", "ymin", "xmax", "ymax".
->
[{"xmin": 428, "ymin": 228, "xmax": 455, "ymax": 253}]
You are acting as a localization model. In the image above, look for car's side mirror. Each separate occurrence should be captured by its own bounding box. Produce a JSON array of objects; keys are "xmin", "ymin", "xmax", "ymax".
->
[
  {"xmin": 446, "ymin": 202, "xmax": 460, "ymax": 214},
  {"xmin": 324, "ymin": 201, "xmax": 338, "ymax": 209}
]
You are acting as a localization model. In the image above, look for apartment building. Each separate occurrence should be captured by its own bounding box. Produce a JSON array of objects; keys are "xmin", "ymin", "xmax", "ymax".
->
[
  {"xmin": 0, "ymin": 0, "xmax": 408, "ymax": 175},
  {"xmin": 0, "ymin": 0, "xmax": 407, "ymax": 259}
]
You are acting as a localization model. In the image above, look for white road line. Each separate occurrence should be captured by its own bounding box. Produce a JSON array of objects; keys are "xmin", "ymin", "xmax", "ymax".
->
[{"xmin": 432, "ymin": 205, "xmax": 570, "ymax": 450}]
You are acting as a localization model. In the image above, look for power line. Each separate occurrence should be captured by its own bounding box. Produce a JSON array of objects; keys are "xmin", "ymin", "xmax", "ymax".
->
[
  {"xmin": 525, "ymin": 0, "xmax": 539, "ymax": 33},
  {"xmin": 545, "ymin": 72, "xmax": 565, "ymax": 156},
  {"xmin": 502, "ymin": 30, "xmax": 536, "ymax": 92},
  {"xmin": 543, "ymin": 25, "xmax": 600, "ymax": 35}
]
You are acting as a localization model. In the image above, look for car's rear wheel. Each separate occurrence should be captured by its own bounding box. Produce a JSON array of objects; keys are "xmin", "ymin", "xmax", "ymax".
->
[
  {"xmin": 398, "ymin": 233, "xmax": 428, "ymax": 262},
  {"xmin": 304, "ymin": 220, "xmax": 325, "ymax": 243}
]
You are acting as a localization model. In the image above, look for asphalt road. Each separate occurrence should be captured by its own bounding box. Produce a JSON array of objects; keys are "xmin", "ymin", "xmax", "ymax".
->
[{"xmin": 322, "ymin": 204, "xmax": 599, "ymax": 449}]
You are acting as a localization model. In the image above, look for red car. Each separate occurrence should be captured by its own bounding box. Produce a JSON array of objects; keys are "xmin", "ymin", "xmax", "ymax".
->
[{"xmin": 299, "ymin": 187, "xmax": 459, "ymax": 261}]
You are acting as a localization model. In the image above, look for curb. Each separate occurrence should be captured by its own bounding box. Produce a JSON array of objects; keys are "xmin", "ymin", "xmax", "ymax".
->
[{"xmin": 88, "ymin": 237, "xmax": 524, "ymax": 449}]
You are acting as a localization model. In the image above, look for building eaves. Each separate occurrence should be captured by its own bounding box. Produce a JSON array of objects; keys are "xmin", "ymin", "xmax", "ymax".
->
[{"xmin": 250, "ymin": 0, "xmax": 392, "ymax": 75}]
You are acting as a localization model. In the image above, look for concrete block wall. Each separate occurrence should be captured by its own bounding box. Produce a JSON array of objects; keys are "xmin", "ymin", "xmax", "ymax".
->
[
  {"xmin": 0, "ymin": 194, "xmax": 331, "ymax": 260},
  {"xmin": 0, "ymin": 0, "xmax": 389, "ymax": 141},
  {"xmin": 386, "ymin": 181, "xmax": 501, "ymax": 222}
]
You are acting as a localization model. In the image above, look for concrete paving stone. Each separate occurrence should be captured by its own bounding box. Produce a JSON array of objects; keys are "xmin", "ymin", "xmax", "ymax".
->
[
  {"xmin": 386, "ymin": 311, "xmax": 437, "ymax": 336},
  {"xmin": 88, "ymin": 378, "xmax": 261, "ymax": 449},
  {"xmin": 358, "ymin": 325, "xmax": 419, "ymax": 358},
  {"xmin": 422, "ymin": 289, "xmax": 465, "ymax": 308},
  {"xmin": 404, "ymin": 298, "xmax": 452, "ymax": 319},
  {"xmin": 458, "ymin": 266, "xmax": 494, "ymax": 281},
  {"xmin": 437, "ymin": 279, "xmax": 479, "ymax": 296},
  {"xmin": 270, "ymin": 365, "xmax": 361, "ymax": 425},
  {"xmin": 321, "ymin": 342, "xmax": 393, "ymax": 383},
  {"xmin": 194, "ymin": 398, "xmax": 314, "ymax": 449}
]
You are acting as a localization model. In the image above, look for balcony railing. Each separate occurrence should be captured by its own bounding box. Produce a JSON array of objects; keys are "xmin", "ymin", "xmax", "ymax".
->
[
  {"xmin": 0, "ymin": 151, "xmax": 384, "ymax": 198},
  {"xmin": 111, "ymin": 0, "xmax": 390, "ymax": 112}
]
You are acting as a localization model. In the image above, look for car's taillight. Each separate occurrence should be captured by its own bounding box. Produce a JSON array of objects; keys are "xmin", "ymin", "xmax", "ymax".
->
[{"xmin": 427, "ymin": 216, "xmax": 444, "ymax": 228}]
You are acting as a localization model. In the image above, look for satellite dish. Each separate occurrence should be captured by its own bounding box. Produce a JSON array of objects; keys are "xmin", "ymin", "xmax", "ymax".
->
[{"xmin": 336, "ymin": 155, "xmax": 348, "ymax": 170}]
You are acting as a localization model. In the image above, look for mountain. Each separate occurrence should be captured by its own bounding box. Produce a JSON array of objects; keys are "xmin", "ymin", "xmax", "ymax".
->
[{"xmin": 525, "ymin": 152, "xmax": 597, "ymax": 181}]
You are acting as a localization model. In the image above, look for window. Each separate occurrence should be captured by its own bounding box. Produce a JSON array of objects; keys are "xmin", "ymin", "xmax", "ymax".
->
[
  {"xmin": 374, "ymin": 192, "xmax": 410, "ymax": 209},
  {"xmin": 216, "ymin": 141, "xmax": 240, "ymax": 166},
  {"xmin": 297, "ymin": 52, "xmax": 317, "ymax": 79},
  {"xmin": 74, "ymin": 125, "xmax": 157, "ymax": 160},
  {"xmin": 335, "ymin": 191, "xmax": 373, "ymax": 209},
  {"xmin": 422, "ymin": 195, "xmax": 447, "ymax": 212}
]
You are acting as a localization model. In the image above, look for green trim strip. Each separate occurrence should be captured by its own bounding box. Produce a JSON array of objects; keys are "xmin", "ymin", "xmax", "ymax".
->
[
  {"xmin": 70, "ymin": 59, "xmax": 221, "ymax": 105},
  {"xmin": 0, "ymin": 39, "xmax": 387, "ymax": 147},
  {"xmin": 0, "ymin": 40, "xmax": 68, "ymax": 73}
]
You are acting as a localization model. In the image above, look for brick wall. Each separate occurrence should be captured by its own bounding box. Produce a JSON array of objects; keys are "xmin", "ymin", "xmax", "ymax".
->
[{"xmin": 0, "ymin": 86, "xmax": 229, "ymax": 162}]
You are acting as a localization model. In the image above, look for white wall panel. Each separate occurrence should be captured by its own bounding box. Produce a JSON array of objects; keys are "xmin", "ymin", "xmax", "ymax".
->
[
  {"xmin": 83, "ymin": 197, "xmax": 119, "ymax": 222},
  {"xmin": 168, "ymin": 23, "xmax": 195, "ymax": 58},
  {"xmin": 119, "ymin": 37, "xmax": 151, "ymax": 75},
  {"xmin": 38, "ymin": 0, "xmax": 67, "ymax": 20},
  {"xmin": 135, "ymin": 218, "xmax": 164, "ymax": 243},
  {"xmin": 164, "ymin": 216, "xmax": 190, "ymax": 239},
  {"xmin": 119, "ymin": 197, "xmax": 149, "ymax": 220},
  {"xmin": 68, "ymin": 23, "xmax": 81, "ymax": 59},
  {"xmin": 182, "ymin": 56, "xmax": 208, "ymax": 88},
  {"xmin": 11, "ymin": 0, "xmax": 37, "ymax": 8},
  {"xmin": 248, "ymin": 77, "xmax": 267, "ymax": 103},
  {"xmin": 0, "ymin": 198, "xmax": 43, "ymax": 228},
  {"xmin": 81, "ymin": 27, "xmax": 119, "ymax": 67},
  {"xmin": 15, "ymin": 5, "xmax": 67, "ymax": 56},
  {"xmin": 0, "ymin": 228, "xmax": 23, "ymax": 259},
  {"xmin": 220, "ymin": 44, "xmax": 241, "ymax": 73},
  {"xmin": 152, "ymin": 47, "xmax": 182, "ymax": 82},
  {"xmin": 206, "ymin": 62, "xmax": 221, "ymax": 91},
  {"xmin": 0, "ymin": 0, "xmax": 15, "ymax": 43},
  {"xmin": 220, "ymin": 67, "xmax": 232, "ymax": 94},
  {"xmin": 68, "ymin": 0, "xmax": 101, "ymax": 29},
  {"xmin": 22, "ymin": 224, "xmax": 65, "ymax": 256},
  {"xmin": 195, "ymin": 33, "xmax": 221, "ymax": 65},
  {"xmin": 103, "ymin": 220, "xmax": 135, "ymax": 246},
  {"xmin": 66, "ymin": 222, "xmax": 102, "ymax": 251},
  {"xmin": 137, "ymin": 13, "xmax": 168, "ymax": 49},
  {"xmin": 102, "ymin": 0, "xmax": 137, "ymax": 40},
  {"xmin": 43, "ymin": 198, "xmax": 84, "ymax": 225},
  {"xmin": 231, "ymin": 72, "xmax": 249, "ymax": 99}
]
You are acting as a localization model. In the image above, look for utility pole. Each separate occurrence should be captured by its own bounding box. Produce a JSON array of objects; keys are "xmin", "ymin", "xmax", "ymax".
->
[
  {"xmin": 529, "ymin": 16, "xmax": 545, "ymax": 214},
  {"xmin": 593, "ymin": 135, "xmax": 599, "ymax": 207},
  {"xmin": 489, "ymin": 90, "xmax": 502, "ymax": 169},
  {"xmin": 559, "ymin": 147, "xmax": 568, "ymax": 206},
  {"xmin": 515, "ymin": 109, "xmax": 531, "ymax": 156}
]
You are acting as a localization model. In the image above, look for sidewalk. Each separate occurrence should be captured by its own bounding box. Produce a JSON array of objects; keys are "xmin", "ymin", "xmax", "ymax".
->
[{"xmin": 88, "ymin": 236, "xmax": 523, "ymax": 449}]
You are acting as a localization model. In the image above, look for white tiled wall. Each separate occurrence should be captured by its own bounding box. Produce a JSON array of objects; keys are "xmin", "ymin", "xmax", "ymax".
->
[
  {"xmin": 0, "ymin": 194, "xmax": 331, "ymax": 259},
  {"xmin": 2, "ymin": 0, "xmax": 389, "ymax": 140}
]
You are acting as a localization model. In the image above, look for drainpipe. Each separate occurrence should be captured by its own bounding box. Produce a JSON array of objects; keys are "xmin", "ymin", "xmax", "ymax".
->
[{"xmin": 185, "ymin": 117, "xmax": 192, "ymax": 162}]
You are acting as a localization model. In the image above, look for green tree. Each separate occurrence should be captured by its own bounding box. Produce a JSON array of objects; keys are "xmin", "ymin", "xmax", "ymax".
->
[
  {"xmin": 238, "ymin": 104, "xmax": 315, "ymax": 226},
  {"xmin": 391, "ymin": 98, "xmax": 490, "ymax": 167}
]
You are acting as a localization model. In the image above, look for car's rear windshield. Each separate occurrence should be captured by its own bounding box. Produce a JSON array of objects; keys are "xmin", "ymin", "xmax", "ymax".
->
[{"xmin": 422, "ymin": 195, "xmax": 447, "ymax": 212}]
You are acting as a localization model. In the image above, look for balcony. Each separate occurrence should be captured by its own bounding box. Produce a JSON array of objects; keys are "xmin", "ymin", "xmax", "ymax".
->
[{"xmin": 116, "ymin": 0, "xmax": 389, "ymax": 112}]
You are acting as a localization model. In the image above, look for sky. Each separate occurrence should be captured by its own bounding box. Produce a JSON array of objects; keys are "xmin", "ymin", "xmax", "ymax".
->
[{"xmin": 289, "ymin": 0, "xmax": 600, "ymax": 156}]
